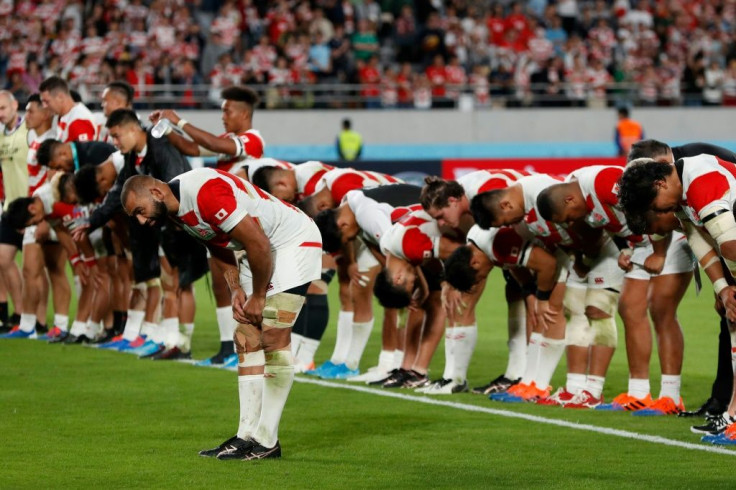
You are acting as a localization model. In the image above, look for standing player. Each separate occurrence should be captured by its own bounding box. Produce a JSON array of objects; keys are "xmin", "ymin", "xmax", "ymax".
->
[
  {"xmin": 121, "ymin": 168, "xmax": 322, "ymax": 460},
  {"xmin": 39, "ymin": 76, "xmax": 97, "ymax": 143},
  {"xmin": 0, "ymin": 90, "xmax": 28, "ymax": 334},
  {"xmin": 95, "ymin": 81, "xmax": 135, "ymax": 144}
]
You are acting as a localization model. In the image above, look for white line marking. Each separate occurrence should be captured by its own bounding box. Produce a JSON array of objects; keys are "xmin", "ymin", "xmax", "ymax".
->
[{"xmin": 295, "ymin": 376, "xmax": 736, "ymax": 457}]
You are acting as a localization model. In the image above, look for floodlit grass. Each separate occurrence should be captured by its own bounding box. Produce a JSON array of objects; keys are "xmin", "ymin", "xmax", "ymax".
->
[{"xmin": 1, "ymin": 270, "xmax": 734, "ymax": 488}]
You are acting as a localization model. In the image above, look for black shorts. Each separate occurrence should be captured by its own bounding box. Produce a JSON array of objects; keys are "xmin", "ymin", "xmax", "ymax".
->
[
  {"xmin": 0, "ymin": 218, "xmax": 23, "ymax": 249},
  {"xmin": 502, "ymin": 269, "xmax": 521, "ymax": 293},
  {"xmin": 160, "ymin": 225, "xmax": 209, "ymax": 289},
  {"xmin": 421, "ymin": 261, "xmax": 444, "ymax": 292},
  {"xmin": 129, "ymin": 218, "xmax": 161, "ymax": 283}
]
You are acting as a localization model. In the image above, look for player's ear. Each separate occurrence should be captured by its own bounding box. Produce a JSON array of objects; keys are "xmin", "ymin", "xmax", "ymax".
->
[{"xmin": 150, "ymin": 185, "xmax": 164, "ymax": 199}]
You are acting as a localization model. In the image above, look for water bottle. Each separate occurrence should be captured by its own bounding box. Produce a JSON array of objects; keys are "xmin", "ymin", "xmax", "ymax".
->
[{"xmin": 151, "ymin": 118, "xmax": 172, "ymax": 138}]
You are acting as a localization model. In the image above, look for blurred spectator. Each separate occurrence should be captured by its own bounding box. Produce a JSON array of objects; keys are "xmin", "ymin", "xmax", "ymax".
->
[
  {"xmin": 329, "ymin": 24, "xmax": 352, "ymax": 82},
  {"xmin": 358, "ymin": 56, "xmax": 381, "ymax": 108},
  {"xmin": 352, "ymin": 19, "xmax": 379, "ymax": 62},
  {"xmin": 413, "ymin": 73, "xmax": 432, "ymax": 109},
  {"xmin": 308, "ymin": 32, "xmax": 333, "ymax": 80},
  {"xmin": 615, "ymin": 106, "xmax": 644, "ymax": 157},
  {"xmin": 703, "ymin": 59, "xmax": 725, "ymax": 106},
  {"xmin": 336, "ymin": 118, "xmax": 363, "ymax": 161},
  {"xmin": 722, "ymin": 59, "xmax": 736, "ymax": 106},
  {"xmin": 394, "ymin": 5, "xmax": 417, "ymax": 63}
]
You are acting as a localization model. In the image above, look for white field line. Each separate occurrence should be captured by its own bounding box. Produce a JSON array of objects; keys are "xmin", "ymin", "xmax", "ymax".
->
[{"xmin": 294, "ymin": 376, "xmax": 736, "ymax": 457}]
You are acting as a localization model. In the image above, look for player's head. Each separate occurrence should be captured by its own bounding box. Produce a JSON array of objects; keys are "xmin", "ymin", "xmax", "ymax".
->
[
  {"xmin": 3, "ymin": 196, "xmax": 45, "ymax": 229},
  {"xmin": 443, "ymin": 243, "xmax": 490, "ymax": 293},
  {"xmin": 618, "ymin": 158, "xmax": 678, "ymax": 234},
  {"xmin": 628, "ymin": 139, "xmax": 673, "ymax": 164},
  {"xmin": 0, "ymin": 90, "xmax": 18, "ymax": 126},
  {"xmin": 342, "ymin": 118, "xmax": 351, "ymax": 130},
  {"xmin": 536, "ymin": 182, "xmax": 587, "ymax": 224},
  {"xmin": 374, "ymin": 268, "xmax": 412, "ymax": 308},
  {"xmin": 73, "ymin": 165, "xmax": 103, "ymax": 204},
  {"xmin": 314, "ymin": 208, "xmax": 348, "ymax": 253},
  {"xmin": 106, "ymin": 108, "xmax": 143, "ymax": 153},
  {"xmin": 121, "ymin": 175, "xmax": 170, "ymax": 228},
  {"xmin": 420, "ymin": 176, "xmax": 467, "ymax": 228},
  {"xmin": 617, "ymin": 106, "xmax": 630, "ymax": 119},
  {"xmin": 24, "ymin": 93, "xmax": 53, "ymax": 131},
  {"xmin": 470, "ymin": 188, "xmax": 522, "ymax": 229},
  {"xmin": 644, "ymin": 209, "xmax": 681, "ymax": 235},
  {"xmin": 298, "ymin": 189, "xmax": 334, "ymax": 218},
  {"xmin": 252, "ymin": 165, "xmax": 297, "ymax": 202},
  {"xmin": 39, "ymin": 76, "xmax": 72, "ymax": 115},
  {"xmin": 101, "ymin": 81, "xmax": 134, "ymax": 117},
  {"xmin": 220, "ymin": 85, "xmax": 259, "ymax": 133},
  {"xmin": 36, "ymin": 139, "xmax": 70, "ymax": 171}
]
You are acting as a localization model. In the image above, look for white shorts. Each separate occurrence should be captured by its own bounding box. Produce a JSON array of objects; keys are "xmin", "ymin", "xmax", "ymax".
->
[
  {"xmin": 22, "ymin": 225, "xmax": 58, "ymax": 246},
  {"xmin": 90, "ymin": 228, "xmax": 107, "ymax": 259},
  {"xmin": 238, "ymin": 222, "xmax": 322, "ymax": 297},
  {"xmin": 567, "ymin": 237, "xmax": 624, "ymax": 291},
  {"xmin": 356, "ymin": 237, "xmax": 380, "ymax": 272},
  {"xmin": 625, "ymin": 232, "xmax": 696, "ymax": 280}
]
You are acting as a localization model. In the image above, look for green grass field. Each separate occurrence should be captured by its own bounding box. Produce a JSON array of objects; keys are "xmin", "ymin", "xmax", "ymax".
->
[{"xmin": 2, "ymin": 270, "xmax": 735, "ymax": 488}]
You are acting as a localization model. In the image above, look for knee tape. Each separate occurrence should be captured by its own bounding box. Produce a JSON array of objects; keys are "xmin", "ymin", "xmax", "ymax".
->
[
  {"xmin": 265, "ymin": 348, "xmax": 293, "ymax": 366},
  {"xmin": 563, "ymin": 286, "xmax": 586, "ymax": 318},
  {"xmin": 585, "ymin": 288, "xmax": 619, "ymax": 316},
  {"xmin": 591, "ymin": 316, "xmax": 618, "ymax": 348},
  {"xmin": 145, "ymin": 277, "xmax": 161, "ymax": 289},
  {"xmin": 234, "ymin": 323, "xmax": 262, "ymax": 353},
  {"xmin": 261, "ymin": 292, "xmax": 306, "ymax": 330},
  {"xmin": 237, "ymin": 349, "xmax": 265, "ymax": 368},
  {"xmin": 321, "ymin": 267, "xmax": 336, "ymax": 284},
  {"xmin": 565, "ymin": 314, "xmax": 593, "ymax": 347}
]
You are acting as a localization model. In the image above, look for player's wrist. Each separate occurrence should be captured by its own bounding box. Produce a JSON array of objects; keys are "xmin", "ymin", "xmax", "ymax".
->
[
  {"xmin": 177, "ymin": 119, "xmax": 189, "ymax": 129},
  {"xmin": 714, "ymin": 278, "xmax": 729, "ymax": 296}
]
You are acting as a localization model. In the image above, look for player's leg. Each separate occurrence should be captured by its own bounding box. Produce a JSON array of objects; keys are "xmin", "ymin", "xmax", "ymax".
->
[
  {"xmin": 16, "ymin": 229, "xmax": 46, "ymax": 338},
  {"xmin": 378, "ymin": 307, "xmax": 423, "ymax": 387},
  {"xmin": 0, "ymin": 222, "xmax": 23, "ymax": 334},
  {"xmin": 197, "ymin": 253, "xmax": 237, "ymax": 366},
  {"xmin": 83, "ymin": 228, "xmax": 112, "ymax": 342},
  {"xmin": 312, "ymin": 256, "xmax": 353, "ymax": 375},
  {"xmin": 42, "ymin": 240, "xmax": 70, "ymax": 340}
]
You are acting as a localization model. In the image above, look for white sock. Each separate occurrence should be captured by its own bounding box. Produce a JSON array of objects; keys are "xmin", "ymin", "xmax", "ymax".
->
[
  {"xmin": 533, "ymin": 337, "xmax": 566, "ymax": 389},
  {"xmin": 291, "ymin": 333, "xmax": 305, "ymax": 358},
  {"xmin": 521, "ymin": 332, "xmax": 543, "ymax": 384},
  {"xmin": 183, "ymin": 323, "xmax": 194, "ymax": 337},
  {"xmin": 392, "ymin": 349, "xmax": 404, "ymax": 370},
  {"xmin": 122, "ymin": 310, "xmax": 145, "ymax": 341},
  {"xmin": 731, "ymin": 328, "xmax": 736, "ymax": 372},
  {"xmin": 628, "ymin": 377, "xmax": 650, "ymax": 399},
  {"xmin": 70, "ymin": 320, "xmax": 87, "ymax": 336},
  {"xmin": 377, "ymin": 349, "xmax": 394, "ymax": 370},
  {"xmin": 452, "ymin": 324, "xmax": 478, "ymax": 383},
  {"xmin": 254, "ymin": 357, "xmax": 294, "ymax": 448},
  {"xmin": 54, "ymin": 314, "xmax": 69, "ymax": 332},
  {"xmin": 141, "ymin": 321, "xmax": 161, "ymax": 343},
  {"xmin": 236, "ymin": 374, "xmax": 264, "ymax": 440},
  {"xmin": 659, "ymin": 374, "xmax": 681, "ymax": 401},
  {"xmin": 585, "ymin": 375, "xmax": 606, "ymax": 399},
  {"xmin": 296, "ymin": 337, "xmax": 319, "ymax": 367},
  {"xmin": 216, "ymin": 306, "xmax": 236, "ymax": 341},
  {"xmin": 160, "ymin": 317, "xmax": 179, "ymax": 348},
  {"xmin": 505, "ymin": 300, "xmax": 527, "ymax": 380},
  {"xmin": 344, "ymin": 318, "xmax": 374, "ymax": 370},
  {"xmin": 442, "ymin": 327, "xmax": 455, "ymax": 380},
  {"xmin": 73, "ymin": 275, "xmax": 81, "ymax": 299},
  {"xmin": 85, "ymin": 320, "xmax": 103, "ymax": 339},
  {"xmin": 566, "ymin": 373, "xmax": 587, "ymax": 394},
  {"xmin": 330, "ymin": 310, "xmax": 353, "ymax": 364},
  {"xmin": 19, "ymin": 313, "xmax": 36, "ymax": 333}
]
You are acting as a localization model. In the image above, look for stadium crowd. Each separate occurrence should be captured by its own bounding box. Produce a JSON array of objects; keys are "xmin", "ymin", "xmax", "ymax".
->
[
  {"xmin": 3, "ymin": 74, "xmax": 736, "ymax": 462},
  {"xmin": 3, "ymin": 0, "xmax": 736, "ymax": 109}
]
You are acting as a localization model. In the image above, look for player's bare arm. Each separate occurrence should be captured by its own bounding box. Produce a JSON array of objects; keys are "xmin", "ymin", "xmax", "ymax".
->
[{"xmin": 153, "ymin": 109, "xmax": 238, "ymax": 156}]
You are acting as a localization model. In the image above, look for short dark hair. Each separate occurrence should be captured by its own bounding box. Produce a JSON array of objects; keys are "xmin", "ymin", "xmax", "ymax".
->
[
  {"xmin": 618, "ymin": 160, "xmax": 674, "ymax": 235},
  {"xmin": 3, "ymin": 197, "xmax": 35, "ymax": 230},
  {"xmin": 105, "ymin": 81, "xmax": 135, "ymax": 105},
  {"xmin": 618, "ymin": 106, "xmax": 630, "ymax": 118},
  {"xmin": 221, "ymin": 85, "xmax": 259, "ymax": 108},
  {"xmin": 27, "ymin": 93, "xmax": 41, "ymax": 105},
  {"xmin": 251, "ymin": 165, "xmax": 278, "ymax": 192},
  {"xmin": 342, "ymin": 118, "xmax": 351, "ymax": 130},
  {"xmin": 106, "ymin": 108, "xmax": 141, "ymax": 129},
  {"xmin": 536, "ymin": 184, "xmax": 566, "ymax": 221},
  {"xmin": 57, "ymin": 173, "xmax": 75, "ymax": 203},
  {"xmin": 373, "ymin": 269, "xmax": 411, "ymax": 308},
  {"xmin": 36, "ymin": 139, "xmax": 61, "ymax": 167},
  {"xmin": 470, "ymin": 190, "xmax": 504, "ymax": 229},
  {"xmin": 420, "ymin": 176, "xmax": 465, "ymax": 210},
  {"xmin": 39, "ymin": 75, "xmax": 69, "ymax": 94},
  {"xmin": 628, "ymin": 139, "xmax": 671, "ymax": 162},
  {"xmin": 443, "ymin": 246, "xmax": 477, "ymax": 293},
  {"xmin": 73, "ymin": 166, "xmax": 100, "ymax": 204},
  {"xmin": 314, "ymin": 209, "xmax": 342, "ymax": 253}
]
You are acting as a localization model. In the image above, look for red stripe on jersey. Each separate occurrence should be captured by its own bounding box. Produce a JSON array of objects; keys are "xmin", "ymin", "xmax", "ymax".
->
[
  {"xmin": 66, "ymin": 119, "xmax": 96, "ymax": 143},
  {"xmin": 330, "ymin": 173, "xmax": 367, "ymax": 203},
  {"xmin": 299, "ymin": 241, "xmax": 322, "ymax": 248},
  {"xmin": 592, "ymin": 167, "xmax": 623, "ymax": 206},
  {"xmin": 715, "ymin": 157, "xmax": 736, "ymax": 181},
  {"xmin": 687, "ymin": 173, "xmax": 731, "ymax": 216},
  {"xmin": 401, "ymin": 227, "xmax": 434, "ymax": 265},
  {"xmin": 303, "ymin": 169, "xmax": 328, "ymax": 197},
  {"xmin": 492, "ymin": 227, "xmax": 524, "ymax": 265},
  {"xmin": 196, "ymin": 178, "xmax": 239, "ymax": 229},
  {"xmin": 478, "ymin": 178, "xmax": 514, "ymax": 193}
]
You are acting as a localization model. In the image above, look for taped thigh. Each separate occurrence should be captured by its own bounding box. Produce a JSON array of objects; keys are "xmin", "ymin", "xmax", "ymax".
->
[
  {"xmin": 234, "ymin": 322, "xmax": 263, "ymax": 354},
  {"xmin": 563, "ymin": 285, "xmax": 586, "ymax": 318},
  {"xmin": 261, "ymin": 292, "xmax": 307, "ymax": 330}
]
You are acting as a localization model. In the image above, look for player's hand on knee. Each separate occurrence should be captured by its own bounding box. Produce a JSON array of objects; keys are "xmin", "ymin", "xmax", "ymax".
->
[
  {"xmin": 525, "ymin": 295, "xmax": 538, "ymax": 331},
  {"xmin": 243, "ymin": 293, "xmax": 266, "ymax": 327},
  {"xmin": 231, "ymin": 288, "xmax": 248, "ymax": 324},
  {"xmin": 617, "ymin": 250, "xmax": 633, "ymax": 272},
  {"xmin": 643, "ymin": 253, "xmax": 665, "ymax": 274},
  {"xmin": 718, "ymin": 286, "xmax": 736, "ymax": 322}
]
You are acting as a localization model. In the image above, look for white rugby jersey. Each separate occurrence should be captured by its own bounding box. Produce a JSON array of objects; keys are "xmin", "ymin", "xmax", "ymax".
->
[
  {"xmin": 518, "ymin": 175, "xmax": 575, "ymax": 249},
  {"xmin": 214, "ymin": 129, "xmax": 265, "ymax": 174},
  {"xmin": 344, "ymin": 189, "xmax": 420, "ymax": 247},
  {"xmin": 380, "ymin": 209, "xmax": 441, "ymax": 265},
  {"xmin": 568, "ymin": 165, "xmax": 640, "ymax": 242},
  {"xmin": 93, "ymin": 111, "xmax": 111, "ymax": 144},
  {"xmin": 467, "ymin": 224, "xmax": 533, "ymax": 268},
  {"xmin": 313, "ymin": 167, "xmax": 403, "ymax": 203},
  {"xmin": 171, "ymin": 168, "xmax": 316, "ymax": 252},
  {"xmin": 27, "ymin": 127, "xmax": 55, "ymax": 196},
  {"xmin": 458, "ymin": 169, "xmax": 530, "ymax": 201},
  {"xmin": 294, "ymin": 160, "xmax": 335, "ymax": 199},
  {"xmin": 676, "ymin": 154, "xmax": 736, "ymax": 226},
  {"xmin": 56, "ymin": 102, "xmax": 97, "ymax": 143},
  {"xmin": 244, "ymin": 157, "xmax": 294, "ymax": 182}
]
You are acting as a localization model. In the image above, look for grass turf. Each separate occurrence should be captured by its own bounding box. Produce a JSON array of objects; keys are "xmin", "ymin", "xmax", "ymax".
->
[{"xmin": 1, "ymin": 270, "xmax": 735, "ymax": 488}]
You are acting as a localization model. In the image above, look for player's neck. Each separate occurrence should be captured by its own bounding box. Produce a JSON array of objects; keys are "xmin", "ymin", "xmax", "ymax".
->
[
  {"xmin": 34, "ymin": 122, "xmax": 52, "ymax": 136},
  {"xmin": 134, "ymin": 132, "xmax": 147, "ymax": 153},
  {"xmin": 60, "ymin": 99, "xmax": 75, "ymax": 116}
]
